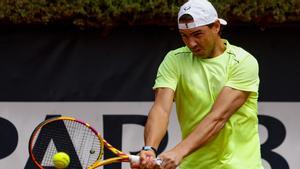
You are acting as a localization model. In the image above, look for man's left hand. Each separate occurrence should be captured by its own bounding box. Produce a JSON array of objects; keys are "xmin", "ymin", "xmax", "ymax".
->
[{"xmin": 158, "ymin": 149, "xmax": 183, "ymax": 169}]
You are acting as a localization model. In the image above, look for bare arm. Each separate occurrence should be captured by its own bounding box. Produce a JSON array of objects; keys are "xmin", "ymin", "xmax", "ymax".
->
[
  {"xmin": 159, "ymin": 86, "xmax": 250, "ymax": 167},
  {"xmin": 135, "ymin": 88, "xmax": 174, "ymax": 169},
  {"xmin": 144, "ymin": 88, "xmax": 175, "ymax": 149}
]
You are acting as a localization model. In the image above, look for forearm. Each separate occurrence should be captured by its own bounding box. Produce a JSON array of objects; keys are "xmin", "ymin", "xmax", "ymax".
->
[
  {"xmin": 172, "ymin": 87, "xmax": 249, "ymax": 157},
  {"xmin": 144, "ymin": 104, "xmax": 170, "ymax": 149},
  {"xmin": 144, "ymin": 88, "xmax": 174, "ymax": 149},
  {"xmin": 173, "ymin": 114, "xmax": 226, "ymax": 157}
]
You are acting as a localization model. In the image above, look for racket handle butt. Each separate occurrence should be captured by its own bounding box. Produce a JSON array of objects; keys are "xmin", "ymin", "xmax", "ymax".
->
[{"xmin": 155, "ymin": 157, "xmax": 163, "ymax": 165}]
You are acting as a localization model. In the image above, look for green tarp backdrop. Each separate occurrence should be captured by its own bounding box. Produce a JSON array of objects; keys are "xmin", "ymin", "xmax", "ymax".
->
[{"xmin": 0, "ymin": 0, "xmax": 299, "ymax": 29}]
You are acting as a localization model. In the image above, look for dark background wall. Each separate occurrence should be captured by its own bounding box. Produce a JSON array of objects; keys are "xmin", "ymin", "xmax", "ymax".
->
[{"xmin": 0, "ymin": 24, "xmax": 299, "ymax": 101}]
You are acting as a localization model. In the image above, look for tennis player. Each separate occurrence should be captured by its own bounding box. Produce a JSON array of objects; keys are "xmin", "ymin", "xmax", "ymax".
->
[{"xmin": 132, "ymin": 0, "xmax": 264, "ymax": 169}]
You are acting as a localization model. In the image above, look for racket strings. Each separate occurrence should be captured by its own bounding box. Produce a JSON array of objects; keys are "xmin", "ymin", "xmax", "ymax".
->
[
  {"xmin": 65, "ymin": 120, "xmax": 102, "ymax": 168},
  {"xmin": 33, "ymin": 127, "xmax": 52, "ymax": 166},
  {"xmin": 32, "ymin": 121, "xmax": 77, "ymax": 167}
]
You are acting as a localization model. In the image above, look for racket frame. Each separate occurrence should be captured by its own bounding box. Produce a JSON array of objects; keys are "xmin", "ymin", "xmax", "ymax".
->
[{"xmin": 28, "ymin": 116, "xmax": 104, "ymax": 169}]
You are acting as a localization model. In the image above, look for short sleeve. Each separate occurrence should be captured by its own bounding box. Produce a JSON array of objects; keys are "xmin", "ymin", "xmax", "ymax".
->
[
  {"xmin": 153, "ymin": 51, "xmax": 180, "ymax": 91},
  {"xmin": 225, "ymin": 54, "xmax": 259, "ymax": 93}
]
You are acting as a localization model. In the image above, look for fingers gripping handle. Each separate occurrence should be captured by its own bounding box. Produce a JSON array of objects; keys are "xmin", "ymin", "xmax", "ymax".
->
[{"xmin": 129, "ymin": 155, "xmax": 162, "ymax": 166}]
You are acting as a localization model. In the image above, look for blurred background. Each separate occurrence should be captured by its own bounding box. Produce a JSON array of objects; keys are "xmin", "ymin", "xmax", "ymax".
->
[{"xmin": 0, "ymin": 0, "xmax": 299, "ymax": 169}]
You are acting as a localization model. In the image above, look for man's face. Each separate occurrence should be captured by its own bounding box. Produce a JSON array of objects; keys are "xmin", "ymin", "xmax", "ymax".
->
[{"xmin": 179, "ymin": 22, "xmax": 219, "ymax": 59}]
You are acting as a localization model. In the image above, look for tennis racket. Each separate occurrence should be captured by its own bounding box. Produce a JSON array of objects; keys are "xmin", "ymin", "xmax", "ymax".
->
[{"xmin": 28, "ymin": 116, "xmax": 161, "ymax": 169}]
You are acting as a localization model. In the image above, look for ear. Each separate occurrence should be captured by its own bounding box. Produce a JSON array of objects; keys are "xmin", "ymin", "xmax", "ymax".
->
[{"xmin": 213, "ymin": 21, "xmax": 221, "ymax": 34}]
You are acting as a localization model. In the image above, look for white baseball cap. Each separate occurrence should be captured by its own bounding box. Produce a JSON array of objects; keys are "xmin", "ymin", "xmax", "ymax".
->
[{"xmin": 178, "ymin": 0, "xmax": 227, "ymax": 29}]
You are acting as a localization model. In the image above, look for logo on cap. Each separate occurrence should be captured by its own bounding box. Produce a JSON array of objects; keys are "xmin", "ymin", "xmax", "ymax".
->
[{"xmin": 184, "ymin": 6, "xmax": 191, "ymax": 11}]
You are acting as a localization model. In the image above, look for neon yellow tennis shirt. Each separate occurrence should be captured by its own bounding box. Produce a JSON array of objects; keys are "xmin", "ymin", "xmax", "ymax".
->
[{"xmin": 153, "ymin": 40, "xmax": 263, "ymax": 169}]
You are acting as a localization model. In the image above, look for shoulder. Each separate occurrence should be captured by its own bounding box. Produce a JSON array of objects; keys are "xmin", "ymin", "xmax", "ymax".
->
[
  {"xmin": 163, "ymin": 46, "xmax": 192, "ymax": 65},
  {"xmin": 166, "ymin": 46, "xmax": 191, "ymax": 59},
  {"xmin": 227, "ymin": 43, "xmax": 257, "ymax": 64}
]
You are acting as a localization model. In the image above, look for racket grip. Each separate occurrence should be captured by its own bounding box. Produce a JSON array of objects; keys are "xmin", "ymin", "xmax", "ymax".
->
[
  {"xmin": 129, "ymin": 155, "xmax": 140, "ymax": 163},
  {"xmin": 129, "ymin": 155, "xmax": 162, "ymax": 165}
]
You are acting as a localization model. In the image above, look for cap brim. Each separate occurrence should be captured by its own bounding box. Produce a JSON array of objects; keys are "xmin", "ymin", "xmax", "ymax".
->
[{"xmin": 219, "ymin": 18, "xmax": 227, "ymax": 25}]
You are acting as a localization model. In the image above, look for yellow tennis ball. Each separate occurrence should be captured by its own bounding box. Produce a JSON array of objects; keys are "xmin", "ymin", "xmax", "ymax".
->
[{"xmin": 52, "ymin": 152, "xmax": 70, "ymax": 169}]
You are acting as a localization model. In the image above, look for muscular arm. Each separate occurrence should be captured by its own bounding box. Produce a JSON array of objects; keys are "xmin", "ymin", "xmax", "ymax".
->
[
  {"xmin": 144, "ymin": 88, "xmax": 175, "ymax": 149},
  {"xmin": 169, "ymin": 86, "xmax": 250, "ymax": 158},
  {"xmin": 137, "ymin": 88, "xmax": 174, "ymax": 168}
]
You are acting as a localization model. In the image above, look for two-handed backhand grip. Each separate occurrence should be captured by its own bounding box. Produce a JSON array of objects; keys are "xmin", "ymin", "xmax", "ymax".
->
[{"xmin": 129, "ymin": 155, "xmax": 162, "ymax": 166}]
